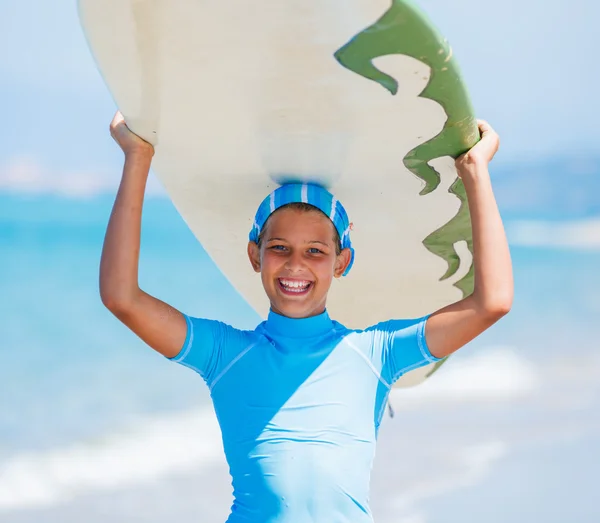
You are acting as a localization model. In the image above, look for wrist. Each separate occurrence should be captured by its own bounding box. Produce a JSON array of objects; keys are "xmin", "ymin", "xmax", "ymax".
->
[
  {"xmin": 122, "ymin": 149, "xmax": 153, "ymax": 182},
  {"xmin": 457, "ymin": 161, "xmax": 490, "ymax": 185},
  {"xmin": 124, "ymin": 146, "xmax": 154, "ymax": 163}
]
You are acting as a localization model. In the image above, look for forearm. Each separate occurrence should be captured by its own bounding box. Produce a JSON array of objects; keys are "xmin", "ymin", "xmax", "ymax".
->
[
  {"xmin": 99, "ymin": 152, "xmax": 153, "ymax": 307},
  {"xmin": 424, "ymin": 121, "xmax": 511, "ymax": 359},
  {"xmin": 462, "ymin": 166, "xmax": 513, "ymax": 314}
]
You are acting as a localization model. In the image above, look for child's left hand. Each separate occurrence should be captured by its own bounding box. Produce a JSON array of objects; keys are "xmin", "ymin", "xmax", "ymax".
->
[{"xmin": 455, "ymin": 119, "xmax": 500, "ymax": 177}]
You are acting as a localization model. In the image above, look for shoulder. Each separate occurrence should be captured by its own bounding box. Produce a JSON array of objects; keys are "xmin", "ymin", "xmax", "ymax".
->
[
  {"xmin": 173, "ymin": 316, "xmax": 265, "ymax": 378},
  {"xmin": 328, "ymin": 319, "xmax": 381, "ymax": 354},
  {"xmin": 335, "ymin": 316, "xmax": 430, "ymax": 352},
  {"xmin": 367, "ymin": 316, "xmax": 429, "ymax": 332},
  {"xmin": 178, "ymin": 315, "xmax": 262, "ymax": 358}
]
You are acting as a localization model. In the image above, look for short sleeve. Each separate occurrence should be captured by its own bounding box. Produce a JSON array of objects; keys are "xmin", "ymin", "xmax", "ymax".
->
[
  {"xmin": 379, "ymin": 315, "xmax": 442, "ymax": 384},
  {"xmin": 167, "ymin": 314, "xmax": 231, "ymax": 383}
]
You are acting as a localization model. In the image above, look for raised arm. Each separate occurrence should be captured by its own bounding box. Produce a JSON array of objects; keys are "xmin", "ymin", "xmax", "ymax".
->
[
  {"xmin": 425, "ymin": 120, "xmax": 513, "ymax": 359},
  {"xmin": 99, "ymin": 112, "xmax": 186, "ymax": 358}
]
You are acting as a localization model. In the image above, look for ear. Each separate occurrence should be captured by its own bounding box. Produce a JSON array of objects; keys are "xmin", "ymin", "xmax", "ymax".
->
[
  {"xmin": 247, "ymin": 241, "xmax": 261, "ymax": 273},
  {"xmin": 333, "ymin": 248, "xmax": 352, "ymax": 278}
]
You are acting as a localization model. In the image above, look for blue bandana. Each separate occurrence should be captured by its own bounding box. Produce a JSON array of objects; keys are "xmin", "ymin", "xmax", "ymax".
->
[{"xmin": 249, "ymin": 183, "xmax": 355, "ymax": 276}]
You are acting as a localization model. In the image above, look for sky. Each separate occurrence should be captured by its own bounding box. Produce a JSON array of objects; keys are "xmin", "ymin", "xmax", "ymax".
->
[{"xmin": 0, "ymin": 0, "xmax": 598, "ymax": 188}]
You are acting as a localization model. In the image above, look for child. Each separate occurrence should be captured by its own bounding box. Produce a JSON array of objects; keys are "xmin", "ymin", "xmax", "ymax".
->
[{"xmin": 100, "ymin": 111, "xmax": 513, "ymax": 522}]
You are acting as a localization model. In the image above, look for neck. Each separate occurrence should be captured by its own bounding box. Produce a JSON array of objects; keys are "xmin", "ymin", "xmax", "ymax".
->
[
  {"xmin": 270, "ymin": 307, "xmax": 326, "ymax": 319},
  {"xmin": 270, "ymin": 300, "xmax": 327, "ymax": 320},
  {"xmin": 265, "ymin": 308, "xmax": 334, "ymax": 339}
]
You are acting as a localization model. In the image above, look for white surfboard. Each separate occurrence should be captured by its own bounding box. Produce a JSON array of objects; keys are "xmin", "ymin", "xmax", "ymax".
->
[{"xmin": 79, "ymin": 0, "xmax": 479, "ymax": 386}]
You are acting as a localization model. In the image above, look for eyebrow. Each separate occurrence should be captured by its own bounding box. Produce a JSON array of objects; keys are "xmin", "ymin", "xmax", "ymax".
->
[{"xmin": 266, "ymin": 238, "xmax": 331, "ymax": 246}]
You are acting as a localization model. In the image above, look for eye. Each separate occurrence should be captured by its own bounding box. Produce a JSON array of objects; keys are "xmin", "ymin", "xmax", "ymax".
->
[
  {"xmin": 269, "ymin": 244, "xmax": 287, "ymax": 251},
  {"xmin": 308, "ymin": 247, "xmax": 324, "ymax": 254}
]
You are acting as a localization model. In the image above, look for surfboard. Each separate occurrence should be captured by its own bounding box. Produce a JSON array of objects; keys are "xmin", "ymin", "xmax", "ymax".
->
[{"xmin": 79, "ymin": 0, "xmax": 478, "ymax": 387}]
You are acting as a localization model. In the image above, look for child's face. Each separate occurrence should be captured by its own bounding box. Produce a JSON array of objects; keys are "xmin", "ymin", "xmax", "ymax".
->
[{"xmin": 247, "ymin": 208, "xmax": 351, "ymax": 318}]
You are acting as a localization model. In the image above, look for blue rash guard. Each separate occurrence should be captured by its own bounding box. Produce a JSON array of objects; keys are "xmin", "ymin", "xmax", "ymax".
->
[{"xmin": 169, "ymin": 310, "xmax": 440, "ymax": 523}]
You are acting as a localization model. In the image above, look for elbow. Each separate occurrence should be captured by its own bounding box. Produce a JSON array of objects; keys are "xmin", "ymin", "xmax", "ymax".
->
[
  {"xmin": 480, "ymin": 295, "xmax": 513, "ymax": 320},
  {"xmin": 490, "ymin": 300, "xmax": 512, "ymax": 319},
  {"xmin": 99, "ymin": 285, "xmax": 136, "ymax": 316},
  {"xmin": 100, "ymin": 291, "xmax": 125, "ymax": 314}
]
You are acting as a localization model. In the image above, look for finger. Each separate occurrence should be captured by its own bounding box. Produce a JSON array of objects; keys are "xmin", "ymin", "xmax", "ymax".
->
[
  {"xmin": 476, "ymin": 119, "xmax": 497, "ymax": 139},
  {"xmin": 475, "ymin": 120, "xmax": 500, "ymax": 156},
  {"xmin": 476, "ymin": 119, "xmax": 490, "ymax": 134},
  {"xmin": 110, "ymin": 111, "xmax": 124, "ymax": 129}
]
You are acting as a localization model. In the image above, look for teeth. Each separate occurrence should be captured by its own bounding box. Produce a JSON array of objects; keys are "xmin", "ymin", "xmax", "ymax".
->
[{"xmin": 279, "ymin": 279, "xmax": 311, "ymax": 291}]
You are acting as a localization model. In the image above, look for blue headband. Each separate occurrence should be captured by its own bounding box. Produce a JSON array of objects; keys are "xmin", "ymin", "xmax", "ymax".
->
[{"xmin": 249, "ymin": 183, "xmax": 355, "ymax": 276}]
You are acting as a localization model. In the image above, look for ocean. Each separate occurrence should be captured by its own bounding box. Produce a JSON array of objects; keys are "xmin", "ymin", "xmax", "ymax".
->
[{"xmin": 1, "ymin": 183, "xmax": 599, "ymax": 523}]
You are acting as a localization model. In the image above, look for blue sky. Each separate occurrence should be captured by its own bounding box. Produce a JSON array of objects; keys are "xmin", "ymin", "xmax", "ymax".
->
[{"xmin": 0, "ymin": 0, "xmax": 598, "ymax": 183}]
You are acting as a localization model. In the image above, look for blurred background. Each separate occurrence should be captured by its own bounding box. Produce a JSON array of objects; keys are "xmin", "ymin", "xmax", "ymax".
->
[{"xmin": 1, "ymin": 0, "xmax": 599, "ymax": 522}]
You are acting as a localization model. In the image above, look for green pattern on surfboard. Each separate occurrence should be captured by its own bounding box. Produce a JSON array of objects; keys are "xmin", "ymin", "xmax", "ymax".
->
[{"xmin": 334, "ymin": 0, "xmax": 478, "ymax": 299}]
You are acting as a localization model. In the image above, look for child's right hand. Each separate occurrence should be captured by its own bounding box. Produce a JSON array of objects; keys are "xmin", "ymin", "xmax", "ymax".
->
[{"xmin": 109, "ymin": 111, "xmax": 154, "ymax": 158}]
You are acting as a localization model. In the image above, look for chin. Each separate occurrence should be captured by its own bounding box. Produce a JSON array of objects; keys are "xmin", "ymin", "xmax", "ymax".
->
[{"xmin": 270, "ymin": 297, "xmax": 325, "ymax": 319}]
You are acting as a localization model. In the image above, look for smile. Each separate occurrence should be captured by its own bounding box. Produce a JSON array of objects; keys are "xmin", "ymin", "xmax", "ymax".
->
[{"xmin": 278, "ymin": 278, "xmax": 313, "ymax": 294}]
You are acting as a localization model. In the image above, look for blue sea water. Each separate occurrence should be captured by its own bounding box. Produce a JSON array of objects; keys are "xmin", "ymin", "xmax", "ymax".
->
[
  {"xmin": 0, "ymin": 190, "xmax": 599, "ymax": 521},
  {"xmin": 0, "ymin": 194, "xmax": 259, "ymax": 457}
]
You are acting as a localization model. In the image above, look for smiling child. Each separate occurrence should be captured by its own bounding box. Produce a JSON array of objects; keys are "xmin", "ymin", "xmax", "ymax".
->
[{"xmin": 100, "ymin": 111, "xmax": 513, "ymax": 523}]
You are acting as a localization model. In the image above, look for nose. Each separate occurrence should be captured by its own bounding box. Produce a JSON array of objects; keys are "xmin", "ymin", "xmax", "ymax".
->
[{"xmin": 284, "ymin": 249, "xmax": 305, "ymax": 273}]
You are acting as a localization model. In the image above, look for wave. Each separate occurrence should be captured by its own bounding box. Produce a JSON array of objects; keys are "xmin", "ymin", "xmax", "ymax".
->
[
  {"xmin": 389, "ymin": 440, "xmax": 508, "ymax": 520},
  {"xmin": 0, "ymin": 157, "xmax": 166, "ymax": 198},
  {"xmin": 0, "ymin": 408, "xmax": 223, "ymax": 511},
  {"xmin": 507, "ymin": 219, "xmax": 600, "ymax": 250},
  {"xmin": 383, "ymin": 350, "xmax": 531, "ymax": 520},
  {"xmin": 390, "ymin": 346, "xmax": 539, "ymax": 407}
]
